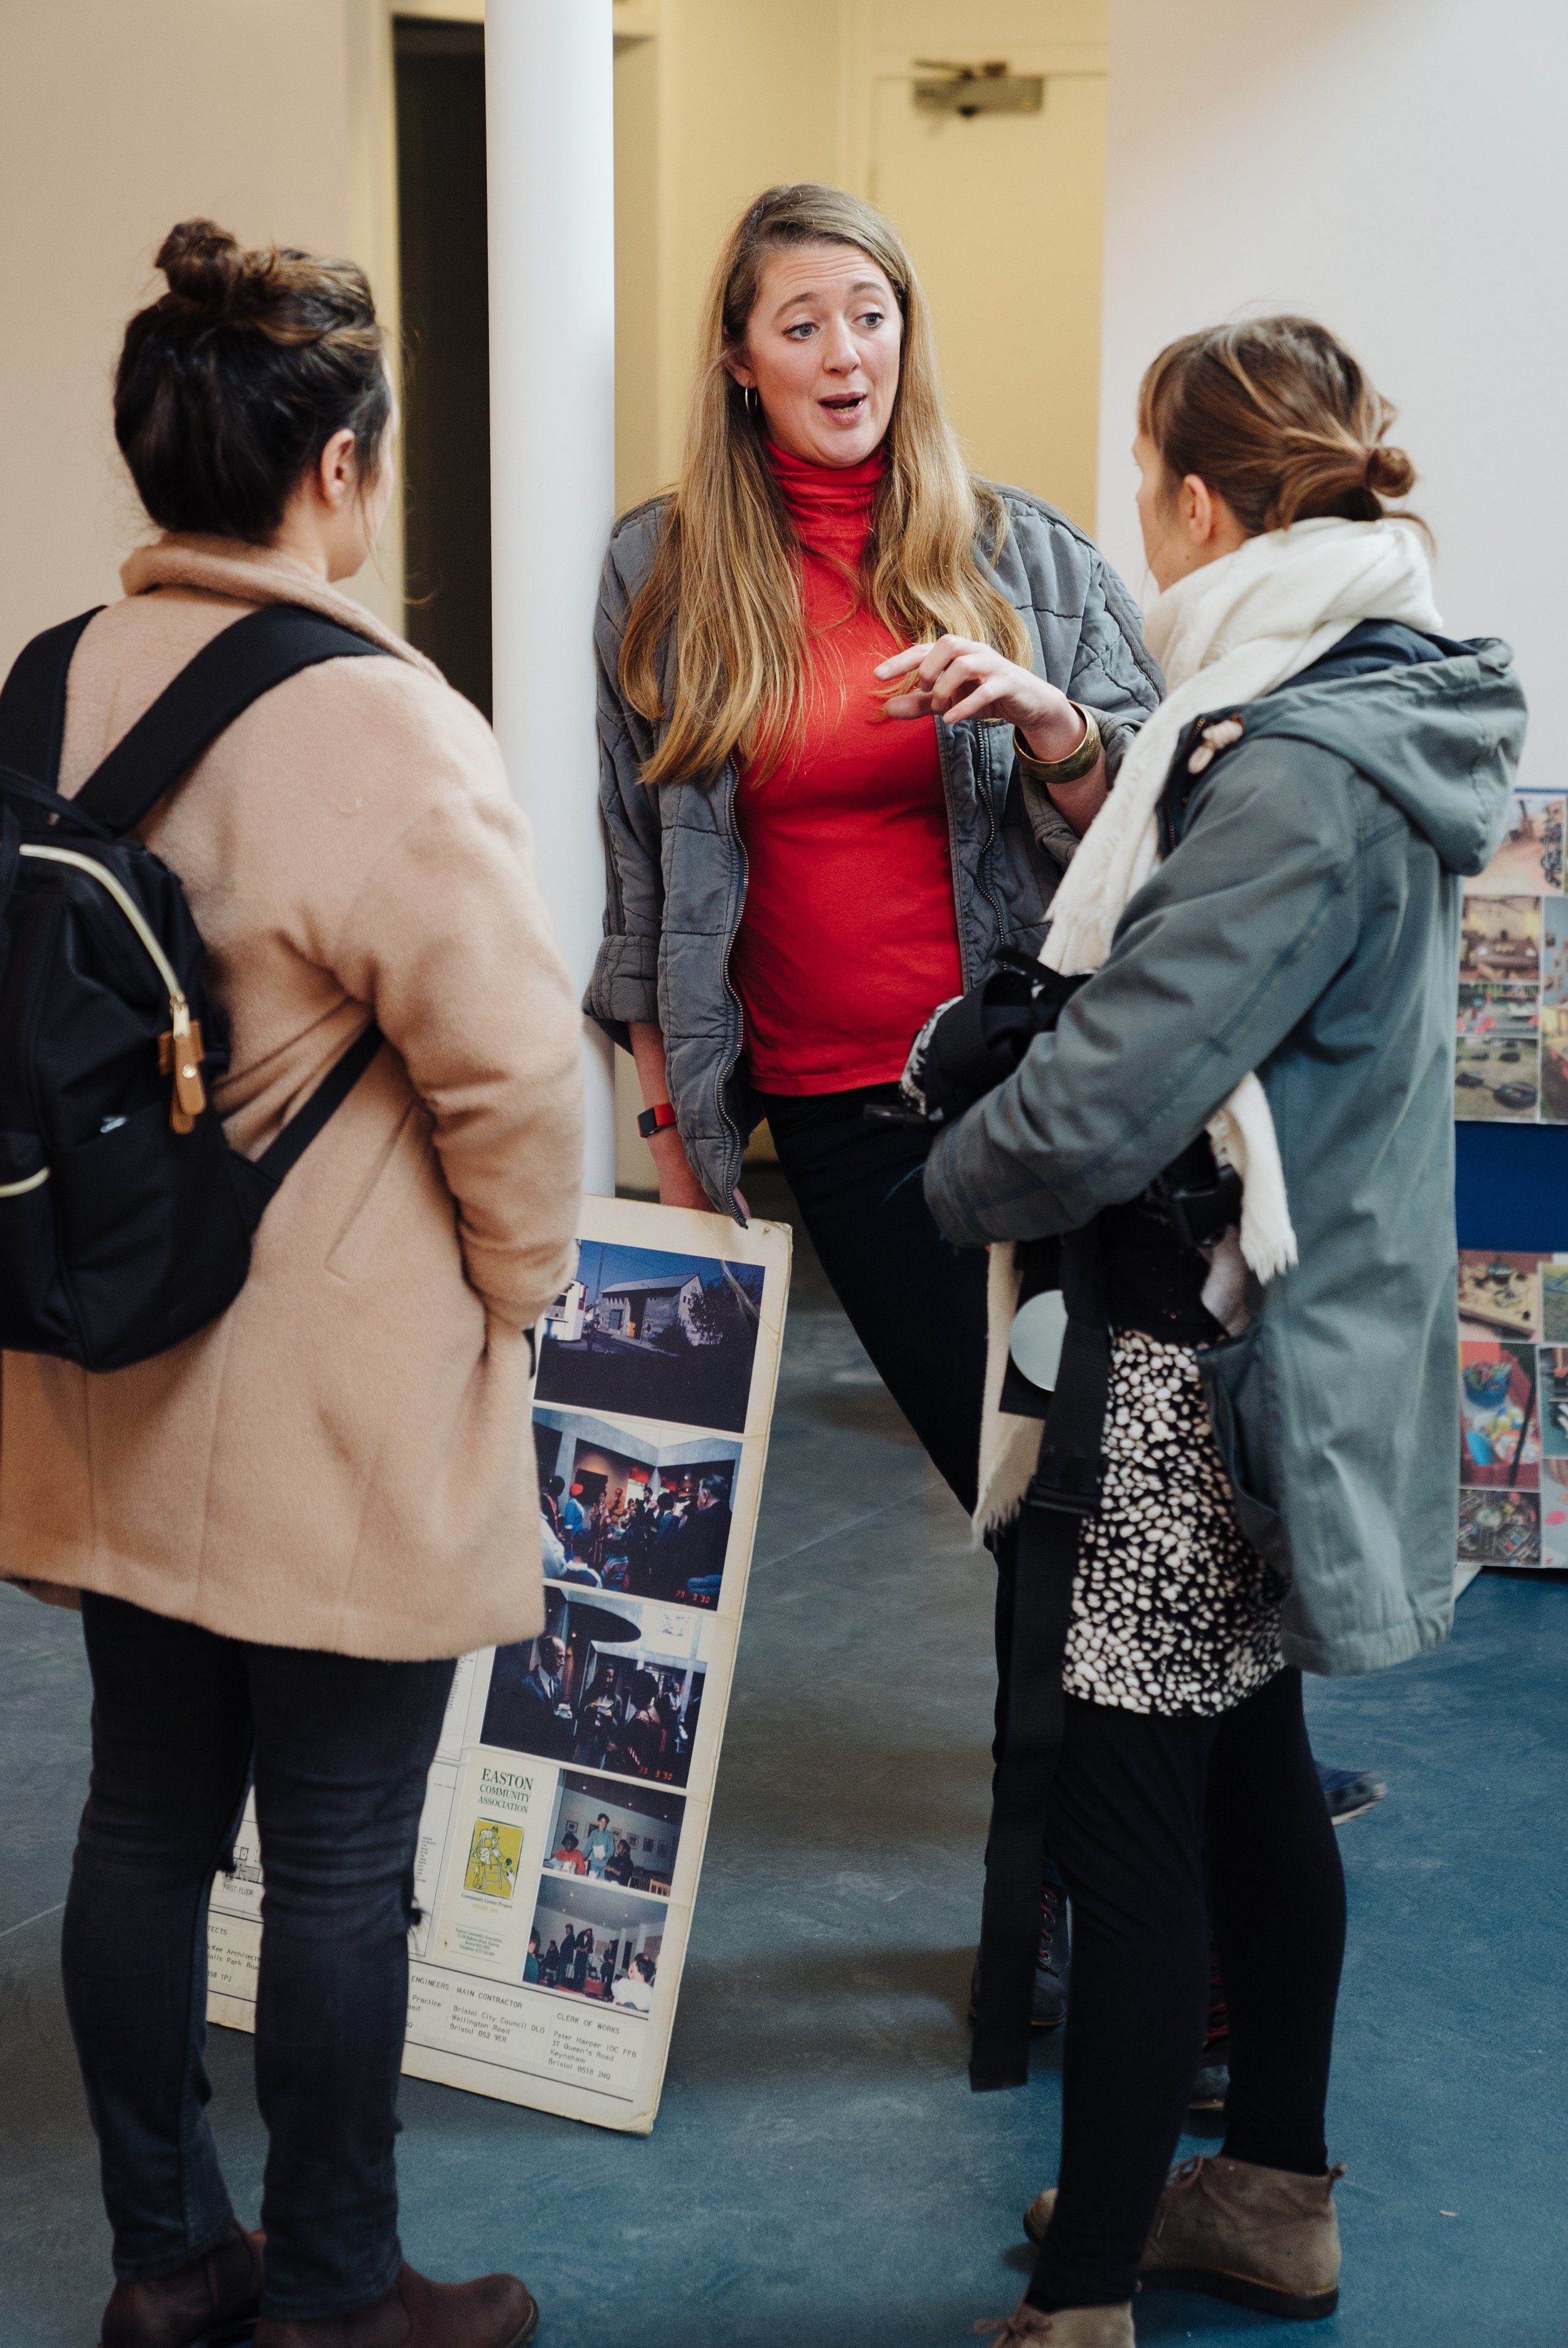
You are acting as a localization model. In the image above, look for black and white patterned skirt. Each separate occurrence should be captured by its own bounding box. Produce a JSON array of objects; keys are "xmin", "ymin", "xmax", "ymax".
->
[{"xmin": 1061, "ymin": 1327, "xmax": 1286, "ymax": 1718}]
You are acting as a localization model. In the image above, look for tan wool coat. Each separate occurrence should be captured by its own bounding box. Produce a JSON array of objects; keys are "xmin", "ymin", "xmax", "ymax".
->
[{"xmin": 1, "ymin": 538, "xmax": 584, "ymax": 1659}]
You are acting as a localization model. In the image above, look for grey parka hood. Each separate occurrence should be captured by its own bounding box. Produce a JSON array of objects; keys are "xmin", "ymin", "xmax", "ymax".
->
[{"xmin": 1215, "ymin": 634, "xmax": 1524, "ymax": 876}]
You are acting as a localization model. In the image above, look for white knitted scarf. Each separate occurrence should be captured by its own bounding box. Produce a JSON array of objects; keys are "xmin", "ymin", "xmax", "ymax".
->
[{"xmin": 974, "ymin": 517, "xmax": 1444, "ymax": 1534}]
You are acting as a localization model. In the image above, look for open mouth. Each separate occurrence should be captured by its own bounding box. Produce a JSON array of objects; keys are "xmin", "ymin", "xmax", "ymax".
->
[{"xmin": 819, "ymin": 393, "xmax": 868, "ymax": 422}]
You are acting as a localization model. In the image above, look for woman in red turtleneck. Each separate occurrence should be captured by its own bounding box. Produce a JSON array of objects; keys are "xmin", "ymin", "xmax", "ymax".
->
[
  {"xmin": 593, "ymin": 183, "xmax": 1158, "ymax": 2049},
  {"xmin": 729, "ymin": 438, "xmax": 968, "ymax": 1095}
]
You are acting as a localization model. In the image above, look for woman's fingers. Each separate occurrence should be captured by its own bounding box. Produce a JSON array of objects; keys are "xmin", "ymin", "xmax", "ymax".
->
[
  {"xmin": 874, "ymin": 633, "xmax": 985, "ymax": 685},
  {"xmin": 940, "ymin": 671, "xmax": 1014, "ymax": 726},
  {"xmin": 878, "ymin": 637, "xmax": 1045, "ymax": 729},
  {"xmin": 874, "ymin": 643, "xmax": 935, "ymax": 680}
]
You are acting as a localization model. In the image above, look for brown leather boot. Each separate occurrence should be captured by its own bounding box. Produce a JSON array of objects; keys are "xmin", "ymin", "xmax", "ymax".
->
[
  {"xmin": 252, "ymin": 2263, "xmax": 538, "ymax": 2348},
  {"xmin": 1025, "ymin": 2153, "xmax": 1344, "ymax": 2319},
  {"xmin": 100, "ymin": 2223, "xmax": 264, "ymax": 2347},
  {"xmin": 974, "ymin": 2300, "xmax": 1135, "ymax": 2345}
]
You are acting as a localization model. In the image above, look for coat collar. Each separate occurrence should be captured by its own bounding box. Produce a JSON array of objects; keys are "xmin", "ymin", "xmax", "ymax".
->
[{"xmin": 120, "ymin": 534, "xmax": 442, "ymax": 679}]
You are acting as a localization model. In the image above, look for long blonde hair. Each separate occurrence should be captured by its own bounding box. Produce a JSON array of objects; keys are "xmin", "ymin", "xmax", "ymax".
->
[{"xmin": 620, "ymin": 183, "xmax": 1030, "ymax": 786}]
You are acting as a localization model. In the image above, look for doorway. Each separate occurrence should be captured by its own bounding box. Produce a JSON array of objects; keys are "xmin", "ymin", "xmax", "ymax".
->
[
  {"xmin": 393, "ymin": 16, "xmax": 491, "ymax": 716},
  {"xmin": 842, "ymin": 4, "xmax": 1109, "ymax": 531}
]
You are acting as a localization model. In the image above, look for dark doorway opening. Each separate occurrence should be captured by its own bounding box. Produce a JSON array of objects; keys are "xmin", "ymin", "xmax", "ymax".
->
[{"xmin": 393, "ymin": 18, "xmax": 492, "ymax": 716}]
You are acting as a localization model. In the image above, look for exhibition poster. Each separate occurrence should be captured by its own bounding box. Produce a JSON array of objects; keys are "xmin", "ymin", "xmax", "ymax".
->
[
  {"xmin": 1457, "ymin": 1249, "xmax": 1568, "ymax": 1578},
  {"xmin": 1454, "ymin": 787, "xmax": 1566, "ymax": 1122},
  {"xmin": 206, "ymin": 1194, "xmax": 793, "ymax": 2135}
]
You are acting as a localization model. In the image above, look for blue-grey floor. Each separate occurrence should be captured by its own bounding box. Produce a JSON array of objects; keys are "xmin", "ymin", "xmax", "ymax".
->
[{"xmin": 2, "ymin": 1177, "xmax": 1564, "ymax": 2347}]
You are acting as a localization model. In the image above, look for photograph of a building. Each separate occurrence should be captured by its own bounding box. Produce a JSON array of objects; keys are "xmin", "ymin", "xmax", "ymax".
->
[{"xmin": 537, "ymin": 1241, "xmax": 767, "ymax": 1432}]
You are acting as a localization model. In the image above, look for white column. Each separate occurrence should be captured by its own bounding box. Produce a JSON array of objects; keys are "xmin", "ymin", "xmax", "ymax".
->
[{"xmin": 487, "ymin": 0, "xmax": 618, "ymax": 1194}]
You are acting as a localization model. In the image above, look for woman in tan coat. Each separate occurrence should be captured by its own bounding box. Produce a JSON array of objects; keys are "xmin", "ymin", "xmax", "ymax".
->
[{"xmin": 5, "ymin": 223, "xmax": 582, "ymax": 2348}]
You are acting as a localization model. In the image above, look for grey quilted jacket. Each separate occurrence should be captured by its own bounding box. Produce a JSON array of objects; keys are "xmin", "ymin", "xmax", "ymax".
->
[{"xmin": 586, "ymin": 487, "xmax": 1162, "ymax": 1213}]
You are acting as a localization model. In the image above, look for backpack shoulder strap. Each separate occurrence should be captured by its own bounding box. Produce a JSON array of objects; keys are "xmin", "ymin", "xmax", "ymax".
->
[
  {"xmin": 75, "ymin": 603, "xmax": 393, "ymax": 836},
  {"xmin": 0, "ymin": 608, "xmax": 105, "ymax": 787},
  {"xmin": 230, "ymin": 1021, "xmax": 386, "ymax": 1232}
]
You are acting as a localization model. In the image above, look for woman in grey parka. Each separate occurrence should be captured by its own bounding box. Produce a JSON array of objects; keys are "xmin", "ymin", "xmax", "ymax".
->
[{"xmin": 917, "ymin": 319, "xmax": 1525, "ymax": 2344}]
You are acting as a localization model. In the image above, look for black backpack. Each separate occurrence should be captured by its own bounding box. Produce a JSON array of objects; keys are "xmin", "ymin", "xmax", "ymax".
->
[{"xmin": 0, "ymin": 603, "xmax": 391, "ymax": 1373}]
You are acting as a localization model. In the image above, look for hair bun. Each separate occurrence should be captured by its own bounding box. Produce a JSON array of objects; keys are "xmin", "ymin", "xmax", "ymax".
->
[
  {"xmin": 1363, "ymin": 441, "xmax": 1415, "ymax": 501},
  {"xmin": 155, "ymin": 219, "xmax": 246, "ymax": 316}
]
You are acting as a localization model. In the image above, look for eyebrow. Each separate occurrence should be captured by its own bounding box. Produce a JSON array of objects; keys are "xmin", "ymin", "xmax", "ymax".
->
[{"xmin": 773, "ymin": 277, "xmax": 889, "ymax": 311}]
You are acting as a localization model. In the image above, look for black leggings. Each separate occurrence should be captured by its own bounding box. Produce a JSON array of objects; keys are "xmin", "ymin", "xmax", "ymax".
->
[
  {"xmin": 1030, "ymin": 1667, "xmax": 1347, "ymax": 2311},
  {"xmin": 758, "ymin": 1083, "xmax": 989, "ymax": 1512}
]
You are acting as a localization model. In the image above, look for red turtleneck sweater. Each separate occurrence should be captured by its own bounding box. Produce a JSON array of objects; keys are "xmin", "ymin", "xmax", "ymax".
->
[{"xmin": 730, "ymin": 442, "xmax": 963, "ymax": 1095}]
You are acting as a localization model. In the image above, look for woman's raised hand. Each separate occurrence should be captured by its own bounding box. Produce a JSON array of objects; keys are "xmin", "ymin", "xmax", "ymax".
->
[{"xmin": 876, "ymin": 635, "xmax": 1088, "ymax": 763}]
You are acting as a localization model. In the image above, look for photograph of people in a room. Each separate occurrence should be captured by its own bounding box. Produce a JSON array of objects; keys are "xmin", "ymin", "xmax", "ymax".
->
[
  {"xmin": 536, "ymin": 1240, "xmax": 767, "ymax": 1433},
  {"xmin": 524, "ymin": 1875, "xmax": 666, "ymax": 2012},
  {"xmin": 1468, "ymin": 794, "xmax": 1565, "ymax": 898},
  {"xmin": 480, "ymin": 1589, "xmax": 709, "ymax": 1789},
  {"xmin": 534, "ymin": 1406, "xmax": 739, "ymax": 1607},
  {"xmin": 541, "ymin": 1769, "xmax": 684, "ymax": 1898}
]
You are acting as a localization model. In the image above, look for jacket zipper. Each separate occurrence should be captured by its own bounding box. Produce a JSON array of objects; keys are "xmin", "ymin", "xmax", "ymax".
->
[
  {"xmin": 935, "ymin": 724, "xmax": 973, "ymax": 993},
  {"xmin": 20, "ymin": 846, "xmax": 208, "ymax": 1129},
  {"xmin": 975, "ymin": 731, "xmax": 1008, "ymax": 935},
  {"xmin": 937, "ymin": 722, "xmax": 1009, "ymax": 991}
]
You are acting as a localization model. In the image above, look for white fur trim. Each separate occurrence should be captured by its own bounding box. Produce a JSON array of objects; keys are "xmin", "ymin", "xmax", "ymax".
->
[{"xmin": 975, "ymin": 1243, "xmax": 1043, "ymax": 1536}]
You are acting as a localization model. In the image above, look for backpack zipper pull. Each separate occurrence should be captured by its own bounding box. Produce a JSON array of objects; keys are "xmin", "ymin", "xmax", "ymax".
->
[{"xmin": 165, "ymin": 997, "xmax": 207, "ymax": 1134}]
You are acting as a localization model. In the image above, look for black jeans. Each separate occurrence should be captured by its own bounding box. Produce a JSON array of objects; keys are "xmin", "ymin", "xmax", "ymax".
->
[
  {"xmin": 757, "ymin": 1082, "xmax": 989, "ymax": 1513},
  {"xmin": 761, "ymin": 1085, "xmax": 1064, "ymax": 1891},
  {"xmin": 62, "ymin": 1593, "xmax": 455, "ymax": 2322},
  {"xmin": 1029, "ymin": 1667, "xmax": 1347, "ymax": 2312}
]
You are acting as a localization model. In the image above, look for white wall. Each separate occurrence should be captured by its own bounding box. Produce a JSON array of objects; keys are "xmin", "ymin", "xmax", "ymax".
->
[
  {"xmin": 0, "ymin": 1, "xmax": 401, "ymax": 674},
  {"xmin": 1098, "ymin": 0, "xmax": 1568, "ymax": 782}
]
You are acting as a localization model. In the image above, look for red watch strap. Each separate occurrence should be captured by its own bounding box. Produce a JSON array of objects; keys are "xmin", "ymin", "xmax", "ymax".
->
[{"xmin": 637, "ymin": 1101, "xmax": 679, "ymax": 1139}]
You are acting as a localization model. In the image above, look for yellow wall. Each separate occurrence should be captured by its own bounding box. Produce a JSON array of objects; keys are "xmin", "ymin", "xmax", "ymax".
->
[
  {"xmin": 0, "ymin": 1, "xmax": 406, "ymax": 674},
  {"xmin": 613, "ymin": 0, "xmax": 843, "ymax": 512}
]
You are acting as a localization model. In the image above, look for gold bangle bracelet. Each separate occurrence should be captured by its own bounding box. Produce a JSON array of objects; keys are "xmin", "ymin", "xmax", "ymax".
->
[{"xmin": 1013, "ymin": 702, "xmax": 1103, "ymax": 786}]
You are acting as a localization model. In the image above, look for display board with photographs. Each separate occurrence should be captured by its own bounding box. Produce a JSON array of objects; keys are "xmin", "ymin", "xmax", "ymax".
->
[
  {"xmin": 206, "ymin": 1195, "xmax": 792, "ymax": 2135},
  {"xmin": 1455, "ymin": 790, "xmax": 1568, "ymax": 1122},
  {"xmin": 1456, "ymin": 1248, "xmax": 1568, "ymax": 1578}
]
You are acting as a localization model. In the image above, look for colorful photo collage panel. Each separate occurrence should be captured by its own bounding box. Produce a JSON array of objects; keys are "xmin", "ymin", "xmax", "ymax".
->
[
  {"xmin": 1457, "ymin": 1251, "xmax": 1568, "ymax": 1574},
  {"xmin": 1456, "ymin": 790, "xmax": 1568, "ymax": 1122}
]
